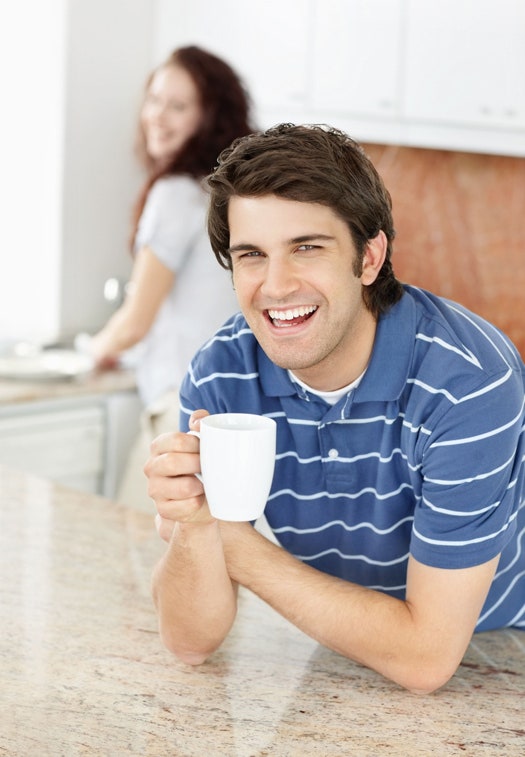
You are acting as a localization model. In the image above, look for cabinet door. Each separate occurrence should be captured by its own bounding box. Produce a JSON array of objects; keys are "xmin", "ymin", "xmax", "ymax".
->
[
  {"xmin": 403, "ymin": 0, "xmax": 525, "ymax": 130},
  {"xmin": 156, "ymin": 0, "xmax": 311, "ymax": 120},
  {"xmin": 0, "ymin": 405, "xmax": 105, "ymax": 493},
  {"xmin": 310, "ymin": 0, "xmax": 403, "ymax": 119}
]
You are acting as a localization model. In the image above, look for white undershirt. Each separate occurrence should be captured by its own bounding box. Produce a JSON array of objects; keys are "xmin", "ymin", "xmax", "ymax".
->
[{"xmin": 288, "ymin": 369, "xmax": 366, "ymax": 405}]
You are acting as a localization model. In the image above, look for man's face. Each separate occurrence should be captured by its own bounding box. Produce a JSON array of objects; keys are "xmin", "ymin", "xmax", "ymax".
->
[{"xmin": 228, "ymin": 194, "xmax": 382, "ymax": 391}]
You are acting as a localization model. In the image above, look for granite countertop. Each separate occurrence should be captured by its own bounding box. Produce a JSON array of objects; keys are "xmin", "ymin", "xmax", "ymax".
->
[
  {"xmin": 0, "ymin": 367, "xmax": 136, "ymax": 406},
  {"xmin": 1, "ymin": 465, "xmax": 524, "ymax": 757}
]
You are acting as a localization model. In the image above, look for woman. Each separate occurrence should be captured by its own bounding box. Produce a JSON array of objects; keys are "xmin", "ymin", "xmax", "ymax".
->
[{"xmin": 89, "ymin": 46, "xmax": 254, "ymax": 509}]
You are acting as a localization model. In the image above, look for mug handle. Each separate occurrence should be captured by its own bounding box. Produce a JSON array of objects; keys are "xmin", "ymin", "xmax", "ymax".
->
[{"xmin": 187, "ymin": 430, "xmax": 203, "ymax": 482}]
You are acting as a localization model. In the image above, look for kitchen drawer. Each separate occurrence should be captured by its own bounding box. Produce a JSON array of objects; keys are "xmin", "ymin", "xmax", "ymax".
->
[{"xmin": 0, "ymin": 405, "xmax": 105, "ymax": 490}]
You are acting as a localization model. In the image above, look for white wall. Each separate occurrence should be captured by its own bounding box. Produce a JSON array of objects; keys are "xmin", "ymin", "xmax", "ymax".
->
[
  {"xmin": 0, "ymin": 0, "xmax": 66, "ymax": 343},
  {"xmin": 0, "ymin": 0, "xmax": 155, "ymax": 345},
  {"xmin": 59, "ymin": 0, "xmax": 155, "ymax": 340}
]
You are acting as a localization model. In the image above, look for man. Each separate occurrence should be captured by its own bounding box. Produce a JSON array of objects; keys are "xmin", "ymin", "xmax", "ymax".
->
[{"xmin": 145, "ymin": 124, "xmax": 525, "ymax": 693}]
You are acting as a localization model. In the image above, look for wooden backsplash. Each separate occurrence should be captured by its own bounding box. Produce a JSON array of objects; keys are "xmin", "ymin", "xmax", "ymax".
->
[{"xmin": 364, "ymin": 143, "xmax": 525, "ymax": 359}]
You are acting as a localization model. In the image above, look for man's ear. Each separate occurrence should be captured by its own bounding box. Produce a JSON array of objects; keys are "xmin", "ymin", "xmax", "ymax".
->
[{"xmin": 361, "ymin": 230, "xmax": 387, "ymax": 285}]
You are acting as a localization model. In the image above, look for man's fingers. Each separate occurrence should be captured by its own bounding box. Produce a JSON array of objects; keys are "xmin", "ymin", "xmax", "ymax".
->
[{"xmin": 149, "ymin": 430, "xmax": 200, "ymax": 456}]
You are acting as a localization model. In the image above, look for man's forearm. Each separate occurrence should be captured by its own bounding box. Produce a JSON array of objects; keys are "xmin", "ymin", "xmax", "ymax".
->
[
  {"xmin": 220, "ymin": 523, "xmax": 473, "ymax": 692},
  {"xmin": 152, "ymin": 520, "xmax": 237, "ymax": 665}
]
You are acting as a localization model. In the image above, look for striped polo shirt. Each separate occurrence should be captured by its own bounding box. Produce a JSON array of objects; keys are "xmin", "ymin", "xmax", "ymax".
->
[{"xmin": 180, "ymin": 285, "xmax": 525, "ymax": 632}]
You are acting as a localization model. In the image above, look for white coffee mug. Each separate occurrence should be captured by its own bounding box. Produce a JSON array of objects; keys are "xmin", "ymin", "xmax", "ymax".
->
[{"xmin": 190, "ymin": 413, "xmax": 276, "ymax": 521}]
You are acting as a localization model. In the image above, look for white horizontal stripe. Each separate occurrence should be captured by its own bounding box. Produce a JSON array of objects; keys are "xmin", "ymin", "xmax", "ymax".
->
[
  {"xmin": 322, "ymin": 448, "xmax": 410, "ymax": 465},
  {"xmin": 477, "ymin": 569, "xmax": 525, "ymax": 625},
  {"xmin": 287, "ymin": 417, "xmax": 321, "ymax": 427},
  {"xmin": 458, "ymin": 368, "xmax": 513, "ymax": 402},
  {"xmin": 412, "ymin": 511, "xmax": 517, "ymax": 547},
  {"xmin": 276, "ymin": 448, "xmax": 416, "ymax": 469},
  {"xmin": 431, "ymin": 399, "xmax": 525, "ymax": 447},
  {"xmin": 266, "ymin": 411, "xmax": 287, "ymax": 420},
  {"xmin": 366, "ymin": 583, "xmax": 407, "ymax": 592},
  {"xmin": 491, "ymin": 524, "xmax": 524, "ymax": 579},
  {"xmin": 406, "ymin": 377, "xmax": 459, "ymax": 404},
  {"xmin": 506, "ymin": 603, "xmax": 525, "ymax": 627},
  {"xmin": 402, "ymin": 418, "xmax": 432, "ymax": 436},
  {"xmin": 201, "ymin": 326, "xmax": 252, "ymax": 350},
  {"xmin": 268, "ymin": 482, "xmax": 414, "ymax": 503},
  {"xmin": 415, "ymin": 332, "xmax": 482, "ymax": 368},
  {"xmin": 421, "ymin": 494, "xmax": 500, "ymax": 517},
  {"xmin": 407, "ymin": 369, "xmax": 514, "ymax": 407},
  {"xmin": 193, "ymin": 371, "xmax": 259, "ymax": 387},
  {"xmin": 273, "ymin": 515, "xmax": 414, "ymax": 536},
  {"xmin": 448, "ymin": 303, "xmax": 513, "ymax": 366},
  {"xmin": 330, "ymin": 414, "xmax": 400, "ymax": 427},
  {"xmin": 293, "ymin": 548, "xmax": 410, "ymax": 566},
  {"xmin": 276, "ymin": 451, "xmax": 322, "ymax": 464},
  {"xmin": 425, "ymin": 453, "xmax": 514, "ymax": 485}
]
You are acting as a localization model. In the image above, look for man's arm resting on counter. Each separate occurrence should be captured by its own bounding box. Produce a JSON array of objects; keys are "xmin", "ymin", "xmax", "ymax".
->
[
  {"xmin": 152, "ymin": 520, "xmax": 238, "ymax": 665},
  {"xmin": 220, "ymin": 522, "xmax": 499, "ymax": 693}
]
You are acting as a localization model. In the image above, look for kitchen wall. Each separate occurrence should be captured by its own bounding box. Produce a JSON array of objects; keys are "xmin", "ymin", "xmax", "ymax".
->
[
  {"xmin": 363, "ymin": 144, "xmax": 525, "ymax": 357},
  {"xmin": 0, "ymin": 0, "xmax": 153, "ymax": 345}
]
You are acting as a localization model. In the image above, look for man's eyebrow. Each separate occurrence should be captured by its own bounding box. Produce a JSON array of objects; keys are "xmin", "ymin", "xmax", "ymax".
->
[
  {"xmin": 228, "ymin": 234, "xmax": 336, "ymax": 255},
  {"xmin": 228, "ymin": 243, "xmax": 256, "ymax": 255},
  {"xmin": 290, "ymin": 234, "xmax": 336, "ymax": 244}
]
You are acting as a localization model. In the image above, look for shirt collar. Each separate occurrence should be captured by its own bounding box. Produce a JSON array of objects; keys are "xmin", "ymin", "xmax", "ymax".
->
[{"xmin": 355, "ymin": 291, "xmax": 415, "ymax": 402}]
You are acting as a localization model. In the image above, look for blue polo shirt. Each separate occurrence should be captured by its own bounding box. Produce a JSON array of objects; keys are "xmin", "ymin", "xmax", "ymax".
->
[{"xmin": 180, "ymin": 285, "xmax": 525, "ymax": 632}]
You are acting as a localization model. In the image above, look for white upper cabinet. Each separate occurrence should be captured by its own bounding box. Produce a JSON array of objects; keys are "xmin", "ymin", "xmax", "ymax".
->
[
  {"xmin": 154, "ymin": 0, "xmax": 311, "ymax": 122},
  {"xmin": 221, "ymin": 0, "xmax": 311, "ymax": 114},
  {"xmin": 154, "ymin": 0, "xmax": 525, "ymax": 156},
  {"xmin": 310, "ymin": 0, "xmax": 403, "ymax": 120},
  {"xmin": 403, "ymin": 0, "xmax": 525, "ymax": 130}
]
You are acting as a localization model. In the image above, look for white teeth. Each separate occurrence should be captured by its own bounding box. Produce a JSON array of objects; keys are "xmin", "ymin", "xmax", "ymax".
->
[{"xmin": 268, "ymin": 305, "xmax": 317, "ymax": 321}]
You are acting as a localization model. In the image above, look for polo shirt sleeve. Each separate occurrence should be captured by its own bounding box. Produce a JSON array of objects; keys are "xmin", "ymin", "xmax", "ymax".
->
[
  {"xmin": 410, "ymin": 367, "xmax": 524, "ymax": 569},
  {"xmin": 134, "ymin": 176, "xmax": 205, "ymax": 273}
]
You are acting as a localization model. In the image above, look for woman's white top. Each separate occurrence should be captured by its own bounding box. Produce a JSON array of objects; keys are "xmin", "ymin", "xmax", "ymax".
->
[{"xmin": 133, "ymin": 175, "xmax": 238, "ymax": 407}]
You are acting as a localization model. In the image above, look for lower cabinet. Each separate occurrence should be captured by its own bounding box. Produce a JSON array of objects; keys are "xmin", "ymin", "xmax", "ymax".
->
[{"xmin": 0, "ymin": 391, "xmax": 141, "ymax": 497}]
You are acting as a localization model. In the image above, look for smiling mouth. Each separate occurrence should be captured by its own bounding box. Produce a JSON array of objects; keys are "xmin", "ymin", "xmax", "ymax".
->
[{"xmin": 267, "ymin": 305, "xmax": 318, "ymax": 327}]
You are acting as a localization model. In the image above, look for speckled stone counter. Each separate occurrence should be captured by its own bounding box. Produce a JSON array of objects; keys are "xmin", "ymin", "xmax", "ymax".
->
[
  {"xmin": 1, "ymin": 466, "xmax": 524, "ymax": 757},
  {"xmin": 0, "ymin": 367, "xmax": 136, "ymax": 406}
]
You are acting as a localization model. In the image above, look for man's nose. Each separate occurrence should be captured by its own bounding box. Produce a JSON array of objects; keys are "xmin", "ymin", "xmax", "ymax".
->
[{"xmin": 260, "ymin": 257, "xmax": 300, "ymax": 300}]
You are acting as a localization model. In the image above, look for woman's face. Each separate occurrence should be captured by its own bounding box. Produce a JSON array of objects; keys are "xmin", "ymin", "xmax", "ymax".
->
[{"xmin": 141, "ymin": 64, "xmax": 203, "ymax": 161}]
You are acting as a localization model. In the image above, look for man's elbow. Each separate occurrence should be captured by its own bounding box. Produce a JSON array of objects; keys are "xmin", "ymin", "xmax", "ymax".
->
[
  {"xmin": 160, "ymin": 628, "xmax": 221, "ymax": 666},
  {"xmin": 396, "ymin": 657, "xmax": 460, "ymax": 695},
  {"xmin": 159, "ymin": 628, "xmax": 220, "ymax": 667},
  {"xmin": 173, "ymin": 650, "xmax": 210, "ymax": 667}
]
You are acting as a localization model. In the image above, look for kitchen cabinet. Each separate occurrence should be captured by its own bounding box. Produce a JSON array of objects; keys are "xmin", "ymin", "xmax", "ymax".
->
[
  {"xmin": 403, "ymin": 0, "xmax": 525, "ymax": 131},
  {"xmin": 0, "ymin": 389, "xmax": 141, "ymax": 498},
  {"xmin": 155, "ymin": 0, "xmax": 311, "ymax": 123},
  {"xmin": 0, "ymin": 402, "xmax": 105, "ymax": 494},
  {"xmin": 310, "ymin": 0, "xmax": 403, "ymax": 121},
  {"xmin": 155, "ymin": 0, "xmax": 525, "ymax": 156}
]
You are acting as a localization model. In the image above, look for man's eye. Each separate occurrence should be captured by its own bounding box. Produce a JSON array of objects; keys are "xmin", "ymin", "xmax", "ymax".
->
[
  {"xmin": 241, "ymin": 250, "xmax": 262, "ymax": 258},
  {"xmin": 297, "ymin": 244, "xmax": 318, "ymax": 251}
]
